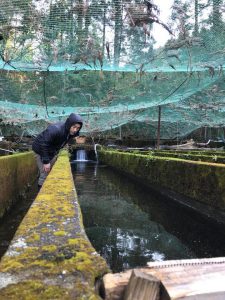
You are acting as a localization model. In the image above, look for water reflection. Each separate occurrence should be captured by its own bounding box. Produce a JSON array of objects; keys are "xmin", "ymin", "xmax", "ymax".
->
[
  {"xmin": 76, "ymin": 150, "xmax": 87, "ymax": 161},
  {"xmin": 0, "ymin": 185, "xmax": 37, "ymax": 258},
  {"xmin": 71, "ymin": 161, "xmax": 97, "ymax": 176},
  {"xmin": 73, "ymin": 161, "xmax": 87, "ymax": 173},
  {"xmin": 71, "ymin": 163, "xmax": 225, "ymax": 273}
]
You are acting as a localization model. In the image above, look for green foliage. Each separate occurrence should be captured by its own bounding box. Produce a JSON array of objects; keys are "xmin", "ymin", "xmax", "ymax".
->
[{"xmin": 0, "ymin": 0, "xmax": 225, "ymax": 139}]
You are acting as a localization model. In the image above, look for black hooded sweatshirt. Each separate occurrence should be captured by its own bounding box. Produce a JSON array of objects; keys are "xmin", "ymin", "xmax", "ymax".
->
[{"xmin": 32, "ymin": 113, "xmax": 83, "ymax": 164}]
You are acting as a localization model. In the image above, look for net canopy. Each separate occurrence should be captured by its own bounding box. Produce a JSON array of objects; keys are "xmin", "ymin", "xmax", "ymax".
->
[{"xmin": 0, "ymin": 0, "xmax": 225, "ymax": 140}]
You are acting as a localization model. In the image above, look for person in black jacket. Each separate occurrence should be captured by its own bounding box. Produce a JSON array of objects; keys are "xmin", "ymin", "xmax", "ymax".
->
[{"xmin": 32, "ymin": 113, "xmax": 83, "ymax": 189}]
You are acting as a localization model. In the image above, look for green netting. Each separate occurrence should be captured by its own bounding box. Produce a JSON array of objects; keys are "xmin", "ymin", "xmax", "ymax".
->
[{"xmin": 0, "ymin": 0, "xmax": 225, "ymax": 139}]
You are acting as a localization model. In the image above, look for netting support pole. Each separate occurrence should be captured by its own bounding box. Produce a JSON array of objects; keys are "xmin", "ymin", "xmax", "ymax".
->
[
  {"xmin": 157, "ymin": 106, "xmax": 161, "ymax": 150},
  {"xmin": 119, "ymin": 126, "xmax": 122, "ymax": 140},
  {"xmin": 204, "ymin": 126, "xmax": 207, "ymax": 142}
]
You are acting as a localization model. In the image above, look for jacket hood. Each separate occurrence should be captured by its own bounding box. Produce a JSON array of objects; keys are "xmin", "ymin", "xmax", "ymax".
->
[{"xmin": 65, "ymin": 113, "xmax": 83, "ymax": 132}]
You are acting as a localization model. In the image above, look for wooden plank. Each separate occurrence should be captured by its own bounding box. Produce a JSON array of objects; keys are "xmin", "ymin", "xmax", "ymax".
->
[
  {"xmin": 103, "ymin": 257, "xmax": 225, "ymax": 300},
  {"xmin": 147, "ymin": 257, "xmax": 225, "ymax": 299},
  {"xmin": 103, "ymin": 271, "xmax": 131, "ymax": 300},
  {"xmin": 123, "ymin": 269, "xmax": 161, "ymax": 300}
]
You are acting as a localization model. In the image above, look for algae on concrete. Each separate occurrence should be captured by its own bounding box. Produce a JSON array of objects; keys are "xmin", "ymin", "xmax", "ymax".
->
[
  {"xmin": 0, "ymin": 152, "xmax": 38, "ymax": 218},
  {"xmin": 99, "ymin": 149, "xmax": 225, "ymax": 212},
  {"xmin": 0, "ymin": 151, "xmax": 109, "ymax": 299}
]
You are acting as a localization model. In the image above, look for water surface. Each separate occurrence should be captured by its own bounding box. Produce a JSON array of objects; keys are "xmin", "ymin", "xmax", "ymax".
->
[
  {"xmin": 71, "ymin": 162, "xmax": 225, "ymax": 272},
  {"xmin": 0, "ymin": 185, "xmax": 37, "ymax": 259}
]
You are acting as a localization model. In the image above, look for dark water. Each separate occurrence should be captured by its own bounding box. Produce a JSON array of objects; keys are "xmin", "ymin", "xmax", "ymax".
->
[
  {"xmin": 0, "ymin": 185, "xmax": 37, "ymax": 259},
  {"xmin": 71, "ymin": 162, "xmax": 225, "ymax": 273}
]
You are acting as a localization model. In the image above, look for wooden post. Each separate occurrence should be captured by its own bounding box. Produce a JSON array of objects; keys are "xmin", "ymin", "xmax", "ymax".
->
[
  {"xmin": 157, "ymin": 105, "xmax": 161, "ymax": 149},
  {"xmin": 119, "ymin": 126, "xmax": 122, "ymax": 140},
  {"xmin": 204, "ymin": 126, "xmax": 207, "ymax": 141},
  {"xmin": 124, "ymin": 270, "xmax": 161, "ymax": 300}
]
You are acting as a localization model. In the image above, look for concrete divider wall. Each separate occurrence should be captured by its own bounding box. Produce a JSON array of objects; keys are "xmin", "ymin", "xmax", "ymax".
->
[
  {"xmin": 0, "ymin": 150, "xmax": 109, "ymax": 299},
  {"xmin": 148, "ymin": 151, "xmax": 225, "ymax": 164},
  {"xmin": 99, "ymin": 149, "xmax": 225, "ymax": 211},
  {"xmin": 0, "ymin": 152, "xmax": 38, "ymax": 218}
]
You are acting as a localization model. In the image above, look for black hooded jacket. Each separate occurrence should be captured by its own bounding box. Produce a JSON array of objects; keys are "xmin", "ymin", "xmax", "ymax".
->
[{"xmin": 32, "ymin": 113, "xmax": 83, "ymax": 164}]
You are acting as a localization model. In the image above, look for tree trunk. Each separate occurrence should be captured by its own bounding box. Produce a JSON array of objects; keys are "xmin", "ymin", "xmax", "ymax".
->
[
  {"xmin": 77, "ymin": 0, "xmax": 83, "ymax": 44},
  {"xmin": 212, "ymin": 0, "xmax": 222, "ymax": 31},
  {"xmin": 157, "ymin": 106, "xmax": 161, "ymax": 150},
  {"xmin": 194, "ymin": 0, "xmax": 199, "ymax": 35},
  {"xmin": 84, "ymin": 0, "xmax": 91, "ymax": 38},
  {"xmin": 114, "ymin": 0, "xmax": 122, "ymax": 65},
  {"xmin": 102, "ymin": 1, "xmax": 106, "ymax": 56}
]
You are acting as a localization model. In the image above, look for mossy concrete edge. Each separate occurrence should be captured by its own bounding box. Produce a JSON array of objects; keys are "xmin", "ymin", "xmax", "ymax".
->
[
  {"xmin": 0, "ymin": 150, "xmax": 109, "ymax": 299},
  {"xmin": 99, "ymin": 149, "xmax": 225, "ymax": 211},
  {"xmin": 0, "ymin": 152, "xmax": 38, "ymax": 218},
  {"xmin": 137, "ymin": 150, "xmax": 225, "ymax": 164}
]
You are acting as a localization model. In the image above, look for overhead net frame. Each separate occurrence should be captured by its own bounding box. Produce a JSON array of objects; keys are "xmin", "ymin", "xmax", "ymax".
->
[{"xmin": 0, "ymin": 0, "xmax": 225, "ymax": 140}]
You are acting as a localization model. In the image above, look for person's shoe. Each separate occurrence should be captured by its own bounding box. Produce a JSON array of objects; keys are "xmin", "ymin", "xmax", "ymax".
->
[{"xmin": 38, "ymin": 184, "xmax": 42, "ymax": 192}]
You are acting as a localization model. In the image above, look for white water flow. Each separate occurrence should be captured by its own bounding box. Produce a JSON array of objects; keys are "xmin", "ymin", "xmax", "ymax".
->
[
  {"xmin": 94, "ymin": 144, "xmax": 101, "ymax": 162},
  {"xmin": 76, "ymin": 150, "xmax": 87, "ymax": 161}
]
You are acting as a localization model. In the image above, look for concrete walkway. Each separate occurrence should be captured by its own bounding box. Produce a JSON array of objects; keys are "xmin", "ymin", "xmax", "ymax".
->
[{"xmin": 0, "ymin": 151, "xmax": 109, "ymax": 299}]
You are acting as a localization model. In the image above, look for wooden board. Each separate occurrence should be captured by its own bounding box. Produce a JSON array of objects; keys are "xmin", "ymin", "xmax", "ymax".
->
[
  {"xmin": 123, "ymin": 269, "xmax": 160, "ymax": 300},
  {"xmin": 103, "ymin": 257, "xmax": 225, "ymax": 300}
]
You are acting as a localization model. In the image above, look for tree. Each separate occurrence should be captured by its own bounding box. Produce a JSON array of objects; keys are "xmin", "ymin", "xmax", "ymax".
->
[
  {"xmin": 212, "ymin": 0, "xmax": 223, "ymax": 31},
  {"xmin": 194, "ymin": 0, "xmax": 199, "ymax": 35},
  {"xmin": 113, "ymin": 0, "xmax": 123, "ymax": 65}
]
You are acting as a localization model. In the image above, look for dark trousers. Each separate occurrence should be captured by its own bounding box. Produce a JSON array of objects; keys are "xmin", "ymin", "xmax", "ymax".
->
[{"xmin": 34, "ymin": 153, "xmax": 57, "ymax": 186}]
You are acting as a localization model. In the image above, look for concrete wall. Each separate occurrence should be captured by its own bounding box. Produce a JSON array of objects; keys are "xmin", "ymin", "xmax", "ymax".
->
[
  {"xmin": 0, "ymin": 151, "xmax": 109, "ymax": 299},
  {"xmin": 99, "ymin": 149, "xmax": 225, "ymax": 212},
  {"xmin": 0, "ymin": 152, "xmax": 38, "ymax": 218}
]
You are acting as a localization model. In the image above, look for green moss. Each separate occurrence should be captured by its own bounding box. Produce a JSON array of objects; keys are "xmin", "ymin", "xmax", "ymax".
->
[
  {"xmin": 0, "ymin": 151, "xmax": 109, "ymax": 299},
  {"xmin": 1, "ymin": 261, "xmax": 24, "ymax": 272},
  {"xmin": 0, "ymin": 280, "xmax": 71, "ymax": 299},
  {"xmin": 99, "ymin": 149, "xmax": 225, "ymax": 211},
  {"xmin": 74, "ymin": 251, "xmax": 90, "ymax": 261},
  {"xmin": 41, "ymin": 245, "xmax": 58, "ymax": 252},
  {"xmin": 28, "ymin": 233, "xmax": 40, "ymax": 241},
  {"xmin": 53, "ymin": 231, "xmax": 67, "ymax": 236},
  {"xmin": 0, "ymin": 151, "xmax": 38, "ymax": 219},
  {"xmin": 149, "ymin": 150, "xmax": 225, "ymax": 164},
  {"xmin": 67, "ymin": 238, "xmax": 79, "ymax": 245},
  {"xmin": 40, "ymin": 228, "xmax": 49, "ymax": 233}
]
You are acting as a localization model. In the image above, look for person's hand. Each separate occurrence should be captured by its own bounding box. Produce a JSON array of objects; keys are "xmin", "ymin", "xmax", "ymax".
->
[{"xmin": 43, "ymin": 163, "xmax": 51, "ymax": 173}]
